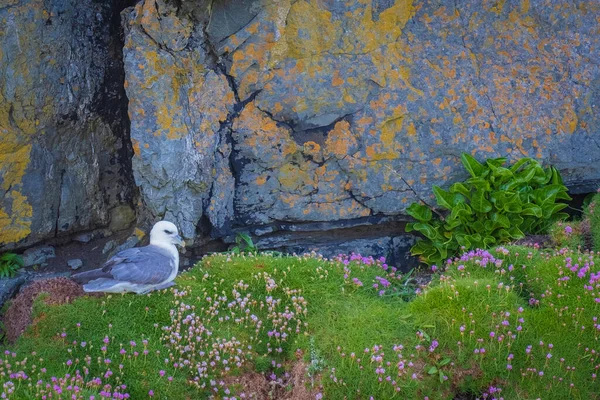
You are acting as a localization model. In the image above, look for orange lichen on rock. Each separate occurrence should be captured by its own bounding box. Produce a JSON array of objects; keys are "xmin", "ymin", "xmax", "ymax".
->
[{"xmin": 325, "ymin": 121, "xmax": 358, "ymax": 159}]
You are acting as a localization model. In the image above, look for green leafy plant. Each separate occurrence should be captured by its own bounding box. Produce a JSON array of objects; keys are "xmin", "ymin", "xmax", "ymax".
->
[
  {"xmin": 230, "ymin": 232, "xmax": 258, "ymax": 254},
  {"xmin": 406, "ymin": 153, "xmax": 571, "ymax": 265},
  {"xmin": 427, "ymin": 357, "xmax": 452, "ymax": 384},
  {"xmin": 0, "ymin": 252, "xmax": 23, "ymax": 278}
]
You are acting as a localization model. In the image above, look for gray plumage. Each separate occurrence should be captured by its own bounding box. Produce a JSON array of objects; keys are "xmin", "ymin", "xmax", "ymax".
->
[{"xmin": 71, "ymin": 221, "xmax": 183, "ymax": 294}]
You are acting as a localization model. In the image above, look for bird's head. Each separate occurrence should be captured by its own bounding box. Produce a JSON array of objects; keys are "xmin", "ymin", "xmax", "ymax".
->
[{"xmin": 150, "ymin": 221, "xmax": 185, "ymax": 248}]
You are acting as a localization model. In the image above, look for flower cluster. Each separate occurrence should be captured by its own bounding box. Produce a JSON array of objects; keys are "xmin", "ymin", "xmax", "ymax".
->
[
  {"xmin": 334, "ymin": 253, "xmax": 410, "ymax": 297},
  {"xmin": 160, "ymin": 271, "xmax": 308, "ymax": 397}
]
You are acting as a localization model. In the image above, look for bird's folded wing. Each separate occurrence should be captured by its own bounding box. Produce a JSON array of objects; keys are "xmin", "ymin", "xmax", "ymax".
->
[{"xmin": 102, "ymin": 246, "xmax": 174, "ymax": 285}]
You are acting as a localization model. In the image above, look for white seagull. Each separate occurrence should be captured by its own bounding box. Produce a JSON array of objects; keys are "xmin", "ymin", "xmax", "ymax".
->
[{"xmin": 72, "ymin": 221, "xmax": 184, "ymax": 294}]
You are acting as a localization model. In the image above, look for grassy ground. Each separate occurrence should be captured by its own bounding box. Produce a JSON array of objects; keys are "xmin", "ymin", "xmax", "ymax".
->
[{"xmin": 1, "ymin": 245, "xmax": 600, "ymax": 399}]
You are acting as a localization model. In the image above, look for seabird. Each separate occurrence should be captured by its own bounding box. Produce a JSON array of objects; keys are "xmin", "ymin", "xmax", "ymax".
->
[{"xmin": 72, "ymin": 221, "xmax": 184, "ymax": 294}]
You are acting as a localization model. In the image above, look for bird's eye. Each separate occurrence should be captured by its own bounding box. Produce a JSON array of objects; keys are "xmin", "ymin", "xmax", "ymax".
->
[{"xmin": 164, "ymin": 229, "xmax": 173, "ymax": 234}]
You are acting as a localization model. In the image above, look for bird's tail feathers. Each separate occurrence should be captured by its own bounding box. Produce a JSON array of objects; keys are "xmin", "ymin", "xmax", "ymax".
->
[
  {"xmin": 82, "ymin": 278, "xmax": 125, "ymax": 293},
  {"xmin": 71, "ymin": 269, "xmax": 111, "ymax": 284}
]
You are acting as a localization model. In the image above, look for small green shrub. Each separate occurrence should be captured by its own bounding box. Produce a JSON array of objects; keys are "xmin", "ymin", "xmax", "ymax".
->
[
  {"xmin": 406, "ymin": 153, "xmax": 571, "ymax": 265},
  {"xmin": 0, "ymin": 252, "xmax": 23, "ymax": 278},
  {"xmin": 230, "ymin": 231, "xmax": 258, "ymax": 253}
]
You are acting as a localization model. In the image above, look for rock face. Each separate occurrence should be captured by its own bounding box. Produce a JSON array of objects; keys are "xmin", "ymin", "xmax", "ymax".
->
[
  {"xmin": 2, "ymin": 0, "xmax": 600, "ymax": 268},
  {"xmin": 0, "ymin": 0, "xmax": 136, "ymax": 250},
  {"xmin": 123, "ymin": 0, "xmax": 600, "ymax": 258}
]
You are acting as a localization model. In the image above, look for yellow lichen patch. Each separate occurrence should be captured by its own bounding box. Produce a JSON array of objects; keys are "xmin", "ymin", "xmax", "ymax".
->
[
  {"xmin": 325, "ymin": 120, "xmax": 357, "ymax": 159},
  {"xmin": 302, "ymin": 141, "xmax": 323, "ymax": 162},
  {"xmin": 406, "ymin": 122, "xmax": 417, "ymax": 138},
  {"xmin": 0, "ymin": 191, "xmax": 33, "ymax": 245},
  {"xmin": 559, "ymin": 105, "xmax": 578, "ymax": 134},
  {"xmin": 229, "ymin": 0, "xmax": 416, "ymax": 102},
  {"xmin": 256, "ymin": 175, "xmax": 268, "ymax": 186},
  {"xmin": 155, "ymin": 103, "xmax": 188, "ymax": 139},
  {"xmin": 132, "ymin": 139, "xmax": 141, "ymax": 156},
  {"xmin": 234, "ymin": 102, "xmax": 298, "ymax": 162},
  {"xmin": 489, "ymin": 0, "xmax": 506, "ymax": 14},
  {"xmin": 331, "ymin": 70, "xmax": 344, "ymax": 87},
  {"xmin": 0, "ymin": 142, "xmax": 34, "ymax": 244},
  {"xmin": 278, "ymin": 164, "xmax": 314, "ymax": 192},
  {"xmin": 280, "ymin": 0, "xmax": 340, "ymax": 59},
  {"xmin": 134, "ymin": 228, "xmax": 146, "ymax": 240}
]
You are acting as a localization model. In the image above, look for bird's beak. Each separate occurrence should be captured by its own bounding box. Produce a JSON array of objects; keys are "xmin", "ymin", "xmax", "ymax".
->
[{"xmin": 174, "ymin": 235, "xmax": 185, "ymax": 248}]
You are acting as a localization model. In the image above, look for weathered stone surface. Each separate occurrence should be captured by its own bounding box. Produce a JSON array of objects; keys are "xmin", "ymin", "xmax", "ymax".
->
[
  {"xmin": 106, "ymin": 233, "xmax": 141, "ymax": 259},
  {"xmin": 67, "ymin": 259, "xmax": 83, "ymax": 270},
  {"xmin": 102, "ymin": 240, "xmax": 117, "ymax": 255},
  {"xmin": 22, "ymin": 246, "xmax": 55, "ymax": 267},
  {"xmin": 123, "ymin": 0, "xmax": 235, "ymax": 242},
  {"xmin": 73, "ymin": 233, "xmax": 92, "ymax": 244},
  {"xmin": 0, "ymin": 272, "xmax": 29, "ymax": 310},
  {"xmin": 122, "ymin": 0, "xmax": 600, "ymax": 265},
  {"xmin": 0, "ymin": 0, "xmax": 136, "ymax": 250}
]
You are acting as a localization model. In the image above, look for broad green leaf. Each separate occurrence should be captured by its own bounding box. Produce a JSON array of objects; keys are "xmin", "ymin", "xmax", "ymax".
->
[
  {"xmin": 483, "ymin": 236, "xmax": 496, "ymax": 247},
  {"xmin": 490, "ymin": 212, "xmax": 511, "ymax": 229},
  {"xmin": 444, "ymin": 218, "xmax": 463, "ymax": 230},
  {"xmin": 449, "ymin": 203, "xmax": 473, "ymax": 225},
  {"xmin": 433, "ymin": 186, "xmax": 465, "ymax": 210},
  {"xmin": 508, "ymin": 226, "xmax": 525, "ymax": 239},
  {"xmin": 410, "ymin": 240, "xmax": 431, "ymax": 256},
  {"xmin": 538, "ymin": 184, "xmax": 571, "ymax": 202},
  {"xmin": 472, "ymin": 221, "xmax": 485, "ymax": 234},
  {"xmin": 504, "ymin": 167, "xmax": 537, "ymax": 190},
  {"xmin": 406, "ymin": 203, "xmax": 433, "ymax": 222},
  {"xmin": 428, "ymin": 366, "xmax": 438, "ymax": 375},
  {"xmin": 472, "ymin": 190, "xmax": 492, "ymax": 213},
  {"xmin": 486, "ymin": 157, "xmax": 507, "ymax": 168},
  {"xmin": 439, "ymin": 358, "xmax": 451, "ymax": 367},
  {"xmin": 521, "ymin": 203, "xmax": 542, "ymax": 217},
  {"xmin": 465, "ymin": 233, "xmax": 483, "ymax": 248},
  {"xmin": 413, "ymin": 223, "xmax": 439, "ymax": 240},
  {"xmin": 491, "ymin": 191, "xmax": 522, "ymax": 213},
  {"xmin": 460, "ymin": 153, "xmax": 486, "ymax": 177},
  {"xmin": 449, "ymin": 182, "xmax": 471, "ymax": 198},
  {"xmin": 550, "ymin": 166, "xmax": 564, "ymax": 185},
  {"xmin": 542, "ymin": 203, "xmax": 568, "ymax": 219},
  {"xmin": 509, "ymin": 157, "xmax": 533, "ymax": 172},
  {"xmin": 487, "ymin": 163, "xmax": 513, "ymax": 179},
  {"xmin": 466, "ymin": 177, "xmax": 491, "ymax": 192},
  {"xmin": 434, "ymin": 243, "xmax": 449, "ymax": 261}
]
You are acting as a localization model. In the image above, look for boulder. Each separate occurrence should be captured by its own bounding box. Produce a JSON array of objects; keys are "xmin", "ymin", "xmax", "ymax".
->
[
  {"xmin": 67, "ymin": 259, "xmax": 83, "ymax": 270},
  {"xmin": 22, "ymin": 246, "xmax": 55, "ymax": 268}
]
